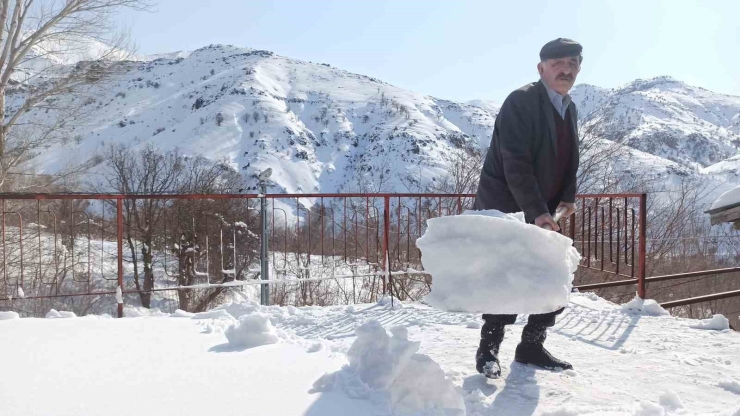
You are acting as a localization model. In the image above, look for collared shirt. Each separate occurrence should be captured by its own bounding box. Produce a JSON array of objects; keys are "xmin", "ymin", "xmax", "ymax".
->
[{"xmin": 541, "ymin": 79, "xmax": 572, "ymax": 120}]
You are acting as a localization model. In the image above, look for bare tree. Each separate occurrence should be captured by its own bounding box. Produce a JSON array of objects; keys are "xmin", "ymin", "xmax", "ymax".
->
[
  {"xmin": 0, "ymin": 0, "xmax": 151, "ymax": 190},
  {"xmin": 101, "ymin": 144, "xmax": 182, "ymax": 307}
]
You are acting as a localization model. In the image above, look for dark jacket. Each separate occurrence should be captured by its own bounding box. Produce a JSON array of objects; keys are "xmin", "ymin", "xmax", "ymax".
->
[{"xmin": 473, "ymin": 80, "xmax": 579, "ymax": 222}]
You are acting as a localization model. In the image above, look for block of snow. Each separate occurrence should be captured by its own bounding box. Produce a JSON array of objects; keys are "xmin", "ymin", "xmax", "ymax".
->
[
  {"xmin": 718, "ymin": 379, "xmax": 740, "ymax": 394},
  {"xmin": 0, "ymin": 311, "xmax": 20, "ymax": 320},
  {"xmin": 46, "ymin": 309, "xmax": 76, "ymax": 319},
  {"xmin": 416, "ymin": 210, "xmax": 581, "ymax": 314},
  {"xmin": 224, "ymin": 313, "xmax": 279, "ymax": 349},
  {"xmin": 313, "ymin": 320, "xmax": 465, "ymax": 416},
  {"xmin": 690, "ymin": 314, "xmax": 730, "ymax": 330},
  {"xmin": 711, "ymin": 186, "xmax": 740, "ymax": 210},
  {"xmin": 621, "ymin": 296, "xmax": 669, "ymax": 316},
  {"xmin": 466, "ymin": 320, "xmax": 482, "ymax": 329}
]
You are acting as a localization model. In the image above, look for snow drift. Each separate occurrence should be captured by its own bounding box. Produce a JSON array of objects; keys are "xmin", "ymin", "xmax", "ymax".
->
[
  {"xmin": 45, "ymin": 309, "xmax": 77, "ymax": 319},
  {"xmin": 225, "ymin": 313, "xmax": 279, "ymax": 349},
  {"xmin": 621, "ymin": 296, "xmax": 670, "ymax": 316},
  {"xmin": 0, "ymin": 311, "xmax": 19, "ymax": 320},
  {"xmin": 313, "ymin": 320, "xmax": 465, "ymax": 416},
  {"xmin": 417, "ymin": 210, "xmax": 581, "ymax": 314},
  {"xmin": 691, "ymin": 314, "xmax": 731, "ymax": 331}
]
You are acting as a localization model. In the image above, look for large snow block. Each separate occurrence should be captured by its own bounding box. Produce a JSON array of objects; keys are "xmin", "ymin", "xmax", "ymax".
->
[{"xmin": 417, "ymin": 210, "xmax": 581, "ymax": 314}]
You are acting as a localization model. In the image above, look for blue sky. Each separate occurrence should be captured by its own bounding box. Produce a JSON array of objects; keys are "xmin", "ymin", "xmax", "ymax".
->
[{"xmin": 120, "ymin": 0, "xmax": 740, "ymax": 103}]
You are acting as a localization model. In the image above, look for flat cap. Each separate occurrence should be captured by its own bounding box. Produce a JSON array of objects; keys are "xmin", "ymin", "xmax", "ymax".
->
[{"xmin": 540, "ymin": 38, "xmax": 583, "ymax": 61}]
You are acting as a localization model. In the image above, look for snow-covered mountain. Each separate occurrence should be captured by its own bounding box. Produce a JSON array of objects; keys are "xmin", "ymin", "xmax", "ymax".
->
[
  {"xmin": 12, "ymin": 43, "xmax": 740, "ymax": 196},
  {"xmin": 572, "ymin": 77, "xmax": 740, "ymax": 169},
  {"xmin": 22, "ymin": 44, "xmax": 498, "ymax": 194}
]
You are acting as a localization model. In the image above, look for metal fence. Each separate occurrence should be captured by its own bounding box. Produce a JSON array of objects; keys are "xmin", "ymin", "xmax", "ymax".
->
[{"xmin": 1, "ymin": 191, "xmax": 736, "ymax": 319}]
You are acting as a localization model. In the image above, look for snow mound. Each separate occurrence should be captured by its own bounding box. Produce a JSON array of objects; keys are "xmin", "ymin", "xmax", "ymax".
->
[
  {"xmin": 224, "ymin": 313, "xmax": 279, "ymax": 349},
  {"xmin": 691, "ymin": 314, "xmax": 730, "ymax": 330},
  {"xmin": 123, "ymin": 306, "xmax": 168, "ymax": 318},
  {"xmin": 313, "ymin": 321, "xmax": 465, "ymax": 416},
  {"xmin": 621, "ymin": 296, "xmax": 670, "ymax": 316},
  {"xmin": 170, "ymin": 309, "xmax": 195, "ymax": 318},
  {"xmin": 0, "ymin": 311, "xmax": 20, "ymax": 320},
  {"xmin": 711, "ymin": 186, "xmax": 740, "ymax": 210},
  {"xmin": 192, "ymin": 309, "xmax": 234, "ymax": 320},
  {"xmin": 214, "ymin": 300, "xmax": 261, "ymax": 319},
  {"xmin": 46, "ymin": 309, "xmax": 77, "ymax": 319},
  {"xmin": 377, "ymin": 295, "xmax": 404, "ymax": 309},
  {"xmin": 718, "ymin": 379, "xmax": 740, "ymax": 394},
  {"xmin": 659, "ymin": 391, "xmax": 684, "ymax": 410},
  {"xmin": 417, "ymin": 210, "xmax": 581, "ymax": 314}
]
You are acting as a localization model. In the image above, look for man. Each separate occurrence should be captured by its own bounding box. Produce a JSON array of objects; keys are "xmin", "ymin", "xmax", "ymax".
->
[{"xmin": 472, "ymin": 38, "xmax": 582, "ymax": 378}]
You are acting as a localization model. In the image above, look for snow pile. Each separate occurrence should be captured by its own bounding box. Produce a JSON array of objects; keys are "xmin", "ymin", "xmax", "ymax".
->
[
  {"xmin": 377, "ymin": 295, "xmax": 404, "ymax": 309},
  {"xmin": 170, "ymin": 309, "xmax": 195, "ymax": 318},
  {"xmin": 691, "ymin": 314, "xmax": 730, "ymax": 330},
  {"xmin": 659, "ymin": 391, "xmax": 684, "ymax": 410},
  {"xmin": 313, "ymin": 320, "xmax": 465, "ymax": 416},
  {"xmin": 621, "ymin": 296, "xmax": 670, "ymax": 316},
  {"xmin": 711, "ymin": 186, "xmax": 740, "ymax": 210},
  {"xmin": 213, "ymin": 300, "xmax": 261, "ymax": 319},
  {"xmin": 718, "ymin": 379, "xmax": 740, "ymax": 394},
  {"xmin": 417, "ymin": 209, "xmax": 581, "ymax": 314},
  {"xmin": 0, "ymin": 311, "xmax": 20, "ymax": 320},
  {"xmin": 224, "ymin": 313, "xmax": 279, "ymax": 349},
  {"xmin": 46, "ymin": 309, "xmax": 77, "ymax": 319},
  {"xmin": 192, "ymin": 309, "xmax": 234, "ymax": 320}
]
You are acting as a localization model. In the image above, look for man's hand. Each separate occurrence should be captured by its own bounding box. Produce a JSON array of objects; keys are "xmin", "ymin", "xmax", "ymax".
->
[
  {"xmin": 535, "ymin": 213, "xmax": 560, "ymax": 232},
  {"xmin": 557, "ymin": 202, "xmax": 576, "ymax": 219}
]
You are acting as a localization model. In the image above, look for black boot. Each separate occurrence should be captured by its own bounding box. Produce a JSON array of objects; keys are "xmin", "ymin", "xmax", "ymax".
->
[
  {"xmin": 475, "ymin": 321, "xmax": 505, "ymax": 378},
  {"xmin": 515, "ymin": 323, "xmax": 572, "ymax": 371}
]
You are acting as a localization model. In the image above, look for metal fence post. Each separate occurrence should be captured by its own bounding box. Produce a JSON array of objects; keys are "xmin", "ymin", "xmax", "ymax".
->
[
  {"xmin": 116, "ymin": 197, "xmax": 124, "ymax": 318},
  {"xmin": 382, "ymin": 196, "xmax": 391, "ymax": 299},
  {"xmin": 638, "ymin": 193, "xmax": 647, "ymax": 299},
  {"xmin": 260, "ymin": 185, "xmax": 270, "ymax": 306}
]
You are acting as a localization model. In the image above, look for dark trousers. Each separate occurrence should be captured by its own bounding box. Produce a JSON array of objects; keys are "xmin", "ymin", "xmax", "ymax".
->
[
  {"xmin": 482, "ymin": 307, "xmax": 564, "ymax": 328},
  {"xmin": 482, "ymin": 198, "xmax": 565, "ymax": 329}
]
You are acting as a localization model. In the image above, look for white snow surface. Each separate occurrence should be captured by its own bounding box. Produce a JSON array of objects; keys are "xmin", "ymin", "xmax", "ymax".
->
[
  {"xmin": 417, "ymin": 210, "xmax": 581, "ymax": 314},
  {"xmin": 2, "ymin": 293, "xmax": 740, "ymax": 416},
  {"xmin": 690, "ymin": 314, "xmax": 731, "ymax": 331},
  {"xmin": 711, "ymin": 186, "xmax": 740, "ymax": 210}
]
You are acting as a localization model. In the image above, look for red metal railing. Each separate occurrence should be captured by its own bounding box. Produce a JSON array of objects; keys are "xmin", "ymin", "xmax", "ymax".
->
[{"xmin": 0, "ymin": 192, "xmax": 663, "ymax": 318}]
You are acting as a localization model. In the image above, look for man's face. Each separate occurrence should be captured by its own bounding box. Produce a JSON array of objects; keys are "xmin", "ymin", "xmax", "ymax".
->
[{"xmin": 537, "ymin": 56, "xmax": 581, "ymax": 95}]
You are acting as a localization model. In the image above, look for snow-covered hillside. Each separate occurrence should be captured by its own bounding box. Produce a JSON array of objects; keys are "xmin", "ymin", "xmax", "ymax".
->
[
  {"xmin": 20, "ymin": 44, "xmax": 498, "ymax": 194},
  {"xmin": 2, "ymin": 293, "xmax": 739, "ymax": 416}
]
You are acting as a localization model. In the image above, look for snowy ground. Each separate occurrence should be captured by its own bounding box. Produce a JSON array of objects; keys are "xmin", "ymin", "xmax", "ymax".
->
[{"xmin": 2, "ymin": 293, "xmax": 739, "ymax": 416}]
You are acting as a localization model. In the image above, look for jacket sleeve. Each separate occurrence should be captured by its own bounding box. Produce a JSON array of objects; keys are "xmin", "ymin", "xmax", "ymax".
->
[
  {"xmin": 498, "ymin": 94, "xmax": 549, "ymax": 220},
  {"xmin": 560, "ymin": 105, "xmax": 579, "ymax": 204}
]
